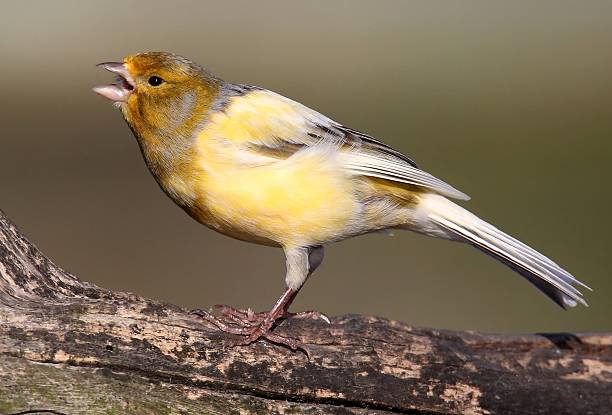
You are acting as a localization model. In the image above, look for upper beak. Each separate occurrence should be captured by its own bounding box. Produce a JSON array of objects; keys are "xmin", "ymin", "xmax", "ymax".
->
[{"xmin": 93, "ymin": 62, "xmax": 136, "ymax": 103}]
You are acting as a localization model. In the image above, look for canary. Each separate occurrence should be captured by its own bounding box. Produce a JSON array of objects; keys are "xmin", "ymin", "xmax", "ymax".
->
[{"xmin": 94, "ymin": 52, "xmax": 590, "ymax": 350}]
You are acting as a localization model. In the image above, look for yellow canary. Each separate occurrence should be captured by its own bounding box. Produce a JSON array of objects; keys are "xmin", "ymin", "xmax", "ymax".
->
[{"xmin": 94, "ymin": 52, "xmax": 590, "ymax": 350}]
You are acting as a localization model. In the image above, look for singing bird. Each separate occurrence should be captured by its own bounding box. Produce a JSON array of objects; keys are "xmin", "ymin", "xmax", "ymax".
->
[{"xmin": 94, "ymin": 52, "xmax": 590, "ymax": 350}]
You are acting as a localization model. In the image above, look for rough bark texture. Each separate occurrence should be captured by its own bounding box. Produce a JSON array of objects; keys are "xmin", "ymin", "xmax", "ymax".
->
[{"xmin": 0, "ymin": 209, "xmax": 610, "ymax": 415}]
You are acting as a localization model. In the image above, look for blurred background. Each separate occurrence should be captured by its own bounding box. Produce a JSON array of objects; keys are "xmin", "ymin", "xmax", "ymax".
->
[{"xmin": 1, "ymin": 1, "xmax": 610, "ymax": 333}]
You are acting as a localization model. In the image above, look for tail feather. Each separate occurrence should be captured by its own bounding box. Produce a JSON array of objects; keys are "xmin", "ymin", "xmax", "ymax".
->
[
  {"xmin": 421, "ymin": 195, "xmax": 589, "ymax": 309},
  {"xmin": 475, "ymin": 219, "xmax": 591, "ymax": 291}
]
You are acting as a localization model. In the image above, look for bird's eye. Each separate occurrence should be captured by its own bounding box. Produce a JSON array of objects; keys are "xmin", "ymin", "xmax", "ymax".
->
[{"xmin": 148, "ymin": 76, "xmax": 164, "ymax": 86}]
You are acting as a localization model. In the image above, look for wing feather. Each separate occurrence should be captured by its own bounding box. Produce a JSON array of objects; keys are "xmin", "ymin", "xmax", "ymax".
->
[{"xmin": 220, "ymin": 86, "xmax": 470, "ymax": 200}]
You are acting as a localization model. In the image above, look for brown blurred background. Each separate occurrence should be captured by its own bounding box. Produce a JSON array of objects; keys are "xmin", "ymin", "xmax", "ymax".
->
[{"xmin": 1, "ymin": 1, "xmax": 610, "ymax": 333}]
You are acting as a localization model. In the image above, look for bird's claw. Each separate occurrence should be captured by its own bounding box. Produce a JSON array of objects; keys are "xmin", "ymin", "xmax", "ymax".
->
[
  {"xmin": 214, "ymin": 304, "xmax": 263, "ymax": 323},
  {"xmin": 190, "ymin": 306, "xmax": 312, "ymax": 355},
  {"xmin": 286, "ymin": 310, "xmax": 332, "ymax": 325},
  {"xmin": 213, "ymin": 304, "xmax": 331, "ymax": 325}
]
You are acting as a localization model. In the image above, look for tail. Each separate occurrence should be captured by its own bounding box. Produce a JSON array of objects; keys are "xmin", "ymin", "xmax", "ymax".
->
[{"xmin": 417, "ymin": 194, "xmax": 591, "ymax": 309}]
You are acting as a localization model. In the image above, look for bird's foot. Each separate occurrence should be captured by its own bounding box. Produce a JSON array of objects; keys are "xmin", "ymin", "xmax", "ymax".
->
[
  {"xmin": 214, "ymin": 304, "xmax": 331, "ymax": 325},
  {"xmin": 212, "ymin": 305, "xmax": 265, "ymax": 324},
  {"xmin": 190, "ymin": 307, "xmax": 307, "ymax": 353},
  {"xmin": 191, "ymin": 287, "xmax": 328, "ymax": 354}
]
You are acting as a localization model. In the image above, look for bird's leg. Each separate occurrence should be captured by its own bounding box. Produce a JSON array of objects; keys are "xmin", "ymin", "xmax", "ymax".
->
[
  {"xmin": 232, "ymin": 286, "xmax": 300, "ymax": 347},
  {"xmin": 192, "ymin": 287, "xmax": 303, "ymax": 350},
  {"xmin": 192, "ymin": 246, "xmax": 326, "ymax": 351}
]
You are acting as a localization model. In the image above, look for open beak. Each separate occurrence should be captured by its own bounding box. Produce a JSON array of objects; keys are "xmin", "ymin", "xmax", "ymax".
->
[{"xmin": 93, "ymin": 62, "xmax": 135, "ymax": 102}]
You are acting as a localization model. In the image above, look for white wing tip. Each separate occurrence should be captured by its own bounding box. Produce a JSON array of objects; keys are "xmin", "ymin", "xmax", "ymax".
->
[
  {"xmin": 442, "ymin": 187, "xmax": 470, "ymax": 201},
  {"xmin": 454, "ymin": 191, "xmax": 471, "ymax": 201}
]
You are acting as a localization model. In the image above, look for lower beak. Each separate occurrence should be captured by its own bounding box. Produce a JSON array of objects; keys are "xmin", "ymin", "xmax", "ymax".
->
[{"xmin": 93, "ymin": 62, "xmax": 135, "ymax": 102}]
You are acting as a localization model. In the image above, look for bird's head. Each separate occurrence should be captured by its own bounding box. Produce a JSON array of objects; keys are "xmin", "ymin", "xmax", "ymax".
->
[{"xmin": 94, "ymin": 52, "xmax": 222, "ymax": 138}]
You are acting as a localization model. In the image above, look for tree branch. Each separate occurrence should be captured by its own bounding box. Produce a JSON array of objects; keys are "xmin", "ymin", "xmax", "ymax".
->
[{"xmin": 0, "ymin": 209, "xmax": 610, "ymax": 414}]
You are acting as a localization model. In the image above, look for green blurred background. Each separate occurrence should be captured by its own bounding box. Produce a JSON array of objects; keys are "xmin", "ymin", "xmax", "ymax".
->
[{"xmin": 1, "ymin": 1, "xmax": 610, "ymax": 333}]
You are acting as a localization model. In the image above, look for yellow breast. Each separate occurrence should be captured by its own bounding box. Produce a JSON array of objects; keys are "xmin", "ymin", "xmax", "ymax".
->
[
  {"xmin": 188, "ymin": 106, "xmax": 360, "ymax": 247},
  {"xmin": 196, "ymin": 150, "xmax": 358, "ymax": 247}
]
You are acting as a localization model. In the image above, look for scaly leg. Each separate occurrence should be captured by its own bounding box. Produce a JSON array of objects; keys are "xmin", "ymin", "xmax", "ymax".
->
[{"xmin": 192, "ymin": 246, "xmax": 326, "ymax": 351}]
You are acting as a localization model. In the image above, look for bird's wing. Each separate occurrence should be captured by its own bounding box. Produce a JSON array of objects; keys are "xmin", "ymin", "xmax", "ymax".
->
[{"xmin": 215, "ymin": 86, "xmax": 469, "ymax": 200}]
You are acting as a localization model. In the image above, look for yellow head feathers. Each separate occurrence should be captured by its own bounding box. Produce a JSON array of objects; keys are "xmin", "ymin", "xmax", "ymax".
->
[{"xmin": 121, "ymin": 52, "xmax": 221, "ymax": 138}]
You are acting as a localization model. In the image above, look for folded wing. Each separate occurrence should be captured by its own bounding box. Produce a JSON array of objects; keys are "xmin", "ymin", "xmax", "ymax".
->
[{"xmin": 220, "ymin": 86, "xmax": 470, "ymax": 200}]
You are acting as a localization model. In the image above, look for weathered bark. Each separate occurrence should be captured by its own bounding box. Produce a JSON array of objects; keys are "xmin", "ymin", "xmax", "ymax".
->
[{"xmin": 0, "ymin": 210, "xmax": 610, "ymax": 415}]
